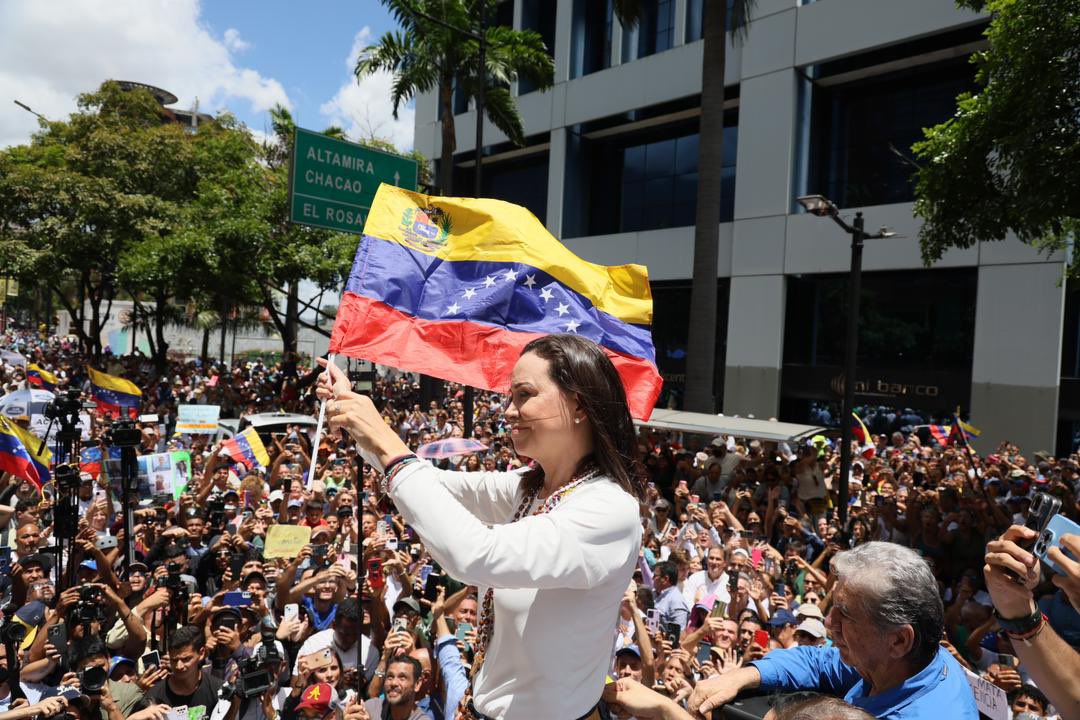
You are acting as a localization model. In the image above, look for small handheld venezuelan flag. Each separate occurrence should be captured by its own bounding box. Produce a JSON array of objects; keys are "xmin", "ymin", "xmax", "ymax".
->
[
  {"xmin": 222, "ymin": 428, "xmax": 271, "ymax": 470},
  {"xmin": 328, "ymin": 185, "xmax": 662, "ymax": 418}
]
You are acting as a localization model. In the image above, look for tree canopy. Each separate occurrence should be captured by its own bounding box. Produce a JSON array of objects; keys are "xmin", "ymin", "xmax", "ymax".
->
[
  {"xmin": 0, "ymin": 81, "xmax": 422, "ymax": 370},
  {"xmin": 912, "ymin": 0, "xmax": 1080, "ymax": 269}
]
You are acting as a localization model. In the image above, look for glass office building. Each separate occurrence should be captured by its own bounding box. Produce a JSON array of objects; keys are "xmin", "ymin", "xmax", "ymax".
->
[{"xmin": 411, "ymin": 0, "xmax": 1070, "ymax": 454}]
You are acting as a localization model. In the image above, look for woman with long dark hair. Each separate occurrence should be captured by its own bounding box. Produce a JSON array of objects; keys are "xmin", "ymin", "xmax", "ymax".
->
[{"xmin": 320, "ymin": 334, "xmax": 644, "ymax": 720}]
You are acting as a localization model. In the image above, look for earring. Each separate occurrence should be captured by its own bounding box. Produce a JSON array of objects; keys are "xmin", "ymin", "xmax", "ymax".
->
[{"xmin": 574, "ymin": 417, "xmax": 581, "ymax": 424}]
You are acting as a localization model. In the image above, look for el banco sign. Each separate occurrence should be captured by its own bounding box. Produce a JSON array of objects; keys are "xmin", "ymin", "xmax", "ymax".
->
[{"xmin": 288, "ymin": 127, "xmax": 418, "ymax": 234}]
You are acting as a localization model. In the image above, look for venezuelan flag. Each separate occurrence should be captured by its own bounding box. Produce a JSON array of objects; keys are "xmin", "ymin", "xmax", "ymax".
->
[
  {"xmin": 26, "ymin": 364, "xmax": 58, "ymax": 392},
  {"xmin": 0, "ymin": 417, "xmax": 49, "ymax": 488},
  {"xmin": 957, "ymin": 417, "xmax": 981, "ymax": 442},
  {"xmin": 928, "ymin": 425, "xmax": 952, "ymax": 446},
  {"xmin": 851, "ymin": 413, "xmax": 875, "ymax": 458},
  {"xmin": 222, "ymin": 428, "xmax": 270, "ymax": 469},
  {"xmin": 328, "ymin": 185, "xmax": 662, "ymax": 418},
  {"xmin": 87, "ymin": 366, "xmax": 142, "ymax": 418}
]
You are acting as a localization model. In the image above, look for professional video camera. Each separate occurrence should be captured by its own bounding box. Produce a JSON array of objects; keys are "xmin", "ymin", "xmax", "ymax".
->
[
  {"xmin": 103, "ymin": 419, "xmax": 141, "ymax": 448},
  {"xmin": 226, "ymin": 627, "xmax": 283, "ymax": 699},
  {"xmin": 43, "ymin": 388, "xmax": 85, "ymax": 423}
]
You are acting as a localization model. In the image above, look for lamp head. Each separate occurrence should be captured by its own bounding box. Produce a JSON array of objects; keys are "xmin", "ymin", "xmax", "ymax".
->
[{"xmin": 796, "ymin": 194, "xmax": 838, "ymax": 218}]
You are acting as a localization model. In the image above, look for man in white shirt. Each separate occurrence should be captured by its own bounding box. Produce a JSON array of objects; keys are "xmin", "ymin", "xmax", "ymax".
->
[{"xmin": 682, "ymin": 546, "xmax": 730, "ymax": 608}]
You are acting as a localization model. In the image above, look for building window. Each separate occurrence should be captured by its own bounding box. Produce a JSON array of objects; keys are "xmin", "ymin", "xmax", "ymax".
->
[
  {"xmin": 686, "ymin": 0, "xmax": 736, "ymax": 43},
  {"xmin": 454, "ymin": 149, "xmax": 550, "ymax": 225},
  {"xmin": 783, "ymin": 268, "xmax": 977, "ymax": 371},
  {"xmin": 623, "ymin": 0, "xmax": 674, "ymax": 61},
  {"xmin": 566, "ymin": 107, "xmax": 737, "ymax": 237},
  {"xmin": 650, "ymin": 280, "xmax": 729, "ymax": 410},
  {"xmin": 619, "ymin": 123, "xmax": 736, "ymax": 232},
  {"xmin": 520, "ymin": 0, "xmax": 557, "ymax": 94},
  {"xmin": 570, "ymin": 0, "xmax": 613, "ymax": 78},
  {"xmin": 808, "ymin": 58, "xmax": 976, "ymax": 208}
]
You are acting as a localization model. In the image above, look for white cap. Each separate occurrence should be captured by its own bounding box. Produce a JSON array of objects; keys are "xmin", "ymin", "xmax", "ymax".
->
[
  {"xmin": 795, "ymin": 618, "xmax": 827, "ymax": 638},
  {"xmin": 269, "ymin": 489, "xmax": 284, "ymax": 503}
]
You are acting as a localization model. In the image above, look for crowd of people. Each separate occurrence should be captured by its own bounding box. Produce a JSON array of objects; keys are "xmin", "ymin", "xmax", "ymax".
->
[{"xmin": 3, "ymin": 326, "xmax": 1080, "ymax": 720}]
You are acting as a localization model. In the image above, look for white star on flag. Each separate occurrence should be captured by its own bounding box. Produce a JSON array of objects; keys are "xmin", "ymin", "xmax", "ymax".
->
[
  {"xmin": 503, "ymin": 268, "xmax": 517, "ymax": 281},
  {"xmin": 523, "ymin": 274, "xmax": 537, "ymax": 289},
  {"xmin": 565, "ymin": 320, "xmax": 581, "ymax": 333},
  {"xmin": 555, "ymin": 302, "xmax": 570, "ymax": 316},
  {"xmin": 462, "ymin": 287, "xmax": 477, "ymax": 300},
  {"xmin": 483, "ymin": 276, "xmax": 497, "ymax": 288},
  {"xmin": 539, "ymin": 286, "xmax": 554, "ymax": 302},
  {"xmin": 446, "ymin": 302, "xmax": 461, "ymax": 314}
]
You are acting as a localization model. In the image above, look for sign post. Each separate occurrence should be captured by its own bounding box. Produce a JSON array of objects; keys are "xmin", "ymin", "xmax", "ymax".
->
[{"xmin": 288, "ymin": 127, "xmax": 418, "ymax": 235}]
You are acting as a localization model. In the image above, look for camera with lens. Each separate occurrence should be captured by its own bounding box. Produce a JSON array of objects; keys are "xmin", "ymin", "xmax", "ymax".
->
[
  {"xmin": 1, "ymin": 618, "xmax": 26, "ymax": 645},
  {"xmin": 55, "ymin": 463, "xmax": 80, "ymax": 492},
  {"xmin": 208, "ymin": 500, "xmax": 226, "ymax": 531},
  {"xmin": 44, "ymin": 389, "xmax": 84, "ymax": 421},
  {"xmin": 164, "ymin": 563, "xmax": 190, "ymax": 605},
  {"xmin": 232, "ymin": 628, "xmax": 282, "ymax": 699},
  {"xmin": 78, "ymin": 665, "xmax": 107, "ymax": 695},
  {"xmin": 103, "ymin": 419, "xmax": 141, "ymax": 448},
  {"xmin": 73, "ymin": 587, "xmax": 104, "ymax": 625}
]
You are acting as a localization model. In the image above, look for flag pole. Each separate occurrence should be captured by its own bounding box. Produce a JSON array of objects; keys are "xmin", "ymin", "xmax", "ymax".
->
[{"xmin": 307, "ymin": 353, "xmax": 336, "ymax": 490}]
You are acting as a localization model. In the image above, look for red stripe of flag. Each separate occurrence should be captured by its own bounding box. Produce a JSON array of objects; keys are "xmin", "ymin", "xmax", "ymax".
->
[{"xmin": 330, "ymin": 292, "xmax": 662, "ymax": 420}]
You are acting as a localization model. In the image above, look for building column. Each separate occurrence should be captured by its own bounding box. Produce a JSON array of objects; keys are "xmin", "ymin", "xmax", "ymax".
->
[
  {"xmin": 553, "ymin": 0, "xmax": 573, "ymax": 83},
  {"xmin": 674, "ymin": 0, "xmax": 688, "ymax": 46},
  {"xmin": 546, "ymin": 127, "xmax": 568, "ymax": 238},
  {"xmin": 723, "ymin": 275, "xmax": 785, "ymax": 418},
  {"xmin": 970, "ymin": 262, "xmax": 1066, "ymax": 454}
]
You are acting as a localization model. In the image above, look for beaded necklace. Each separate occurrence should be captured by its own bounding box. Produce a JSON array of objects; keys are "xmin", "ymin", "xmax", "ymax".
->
[{"xmin": 470, "ymin": 464, "xmax": 600, "ymax": 678}]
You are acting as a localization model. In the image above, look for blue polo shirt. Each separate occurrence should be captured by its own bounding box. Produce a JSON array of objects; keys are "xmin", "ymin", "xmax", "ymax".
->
[{"xmin": 750, "ymin": 645, "xmax": 978, "ymax": 719}]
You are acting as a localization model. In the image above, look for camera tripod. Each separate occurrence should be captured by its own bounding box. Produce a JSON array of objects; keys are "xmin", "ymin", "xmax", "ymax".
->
[{"xmin": 39, "ymin": 389, "xmax": 86, "ymax": 592}]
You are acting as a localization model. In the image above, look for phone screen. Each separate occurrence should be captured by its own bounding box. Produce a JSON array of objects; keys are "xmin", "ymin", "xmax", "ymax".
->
[
  {"xmin": 754, "ymin": 629, "xmax": 770, "ymax": 649},
  {"xmin": 695, "ymin": 642, "xmax": 712, "ymax": 665}
]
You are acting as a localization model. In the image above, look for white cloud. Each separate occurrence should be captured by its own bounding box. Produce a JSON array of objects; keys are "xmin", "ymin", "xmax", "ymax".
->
[
  {"xmin": 0, "ymin": 0, "xmax": 289, "ymax": 149},
  {"xmin": 223, "ymin": 28, "xmax": 251, "ymax": 53},
  {"xmin": 319, "ymin": 27, "xmax": 415, "ymax": 152}
]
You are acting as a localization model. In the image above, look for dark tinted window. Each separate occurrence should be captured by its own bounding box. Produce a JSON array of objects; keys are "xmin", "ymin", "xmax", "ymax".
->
[
  {"xmin": 808, "ymin": 59, "xmax": 976, "ymax": 208},
  {"xmin": 783, "ymin": 268, "xmax": 977, "ymax": 370},
  {"xmin": 570, "ymin": 0, "xmax": 613, "ymax": 78},
  {"xmin": 520, "ymin": 0, "xmax": 557, "ymax": 94}
]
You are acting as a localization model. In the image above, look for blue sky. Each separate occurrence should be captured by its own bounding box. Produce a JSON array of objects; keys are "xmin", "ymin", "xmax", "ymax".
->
[
  {"xmin": 0, "ymin": 0, "xmax": 413, "ymax": 151},
  {"xmin": 198, "ymin": 0, "xmax": 396, "ymax": 136}
]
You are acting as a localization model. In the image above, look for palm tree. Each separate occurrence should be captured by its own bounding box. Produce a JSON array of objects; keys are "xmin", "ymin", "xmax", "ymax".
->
[
  {"xmin": 357, "ymin": 0, "xmax": 555, "ymax": 195},
  {"xmin": 616, "ymin": 0, "xmax": 753, "ymax": 413}
]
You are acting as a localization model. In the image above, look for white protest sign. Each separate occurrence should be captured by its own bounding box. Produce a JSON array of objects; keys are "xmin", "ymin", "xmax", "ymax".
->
[
  {"xmin": 176, "ymin": 404, "xmax": 220, "ymax": 434},
  {"xmin": 963, "ymin": 667, "xmax": 1008, "ymax": 720}
]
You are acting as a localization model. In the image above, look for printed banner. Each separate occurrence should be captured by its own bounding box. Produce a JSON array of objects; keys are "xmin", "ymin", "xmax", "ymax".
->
[{"xmin": 176, "ymin": 405, "xmax": 220, "ymax": 435}]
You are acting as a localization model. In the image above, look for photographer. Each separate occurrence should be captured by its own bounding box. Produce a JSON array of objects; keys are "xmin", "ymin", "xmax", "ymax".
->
[{"xmin": 982, "ymin": 524, "xmax": 1080, "ymax": 717}]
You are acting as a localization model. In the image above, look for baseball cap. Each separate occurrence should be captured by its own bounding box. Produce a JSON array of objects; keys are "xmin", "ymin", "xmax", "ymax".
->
[
  {"xmin": 615, "ymin": 644, "xmax": 641, "ymax": 660},
  {"xmin": 731, "ymin": 547, "xmax": 750, "ymax": 560},
  {"xmin": 79, "ymin": 559, "xmax": 97, "ymax": 571},
  {"xmin": 393, "ymin": 596, "xmax": 422, "ymax": 616},
  {"xmin": 288, "ymin": 499, "xmax": 303, "ymax": 509},
  {"xmin": 767, "ymin": 609, "xmax": 798, "ymax": 627},
  {"xmin": 109, "ymin": 656, "xmax": 136, "ymax": 676},
  {"xmin": 269, "ymin": 489, "xmax": 284, "ymax": 504},
  {"xmin": 794, "ymin": 618, "xmax": 826, "ymax": 638},
  {"xmin": 295, "ymin": 683, "xmax": 341, "ymax": 716},
  {"xmin": 211, "ymin": 607, "xmax": 243, "ymax": 624}
]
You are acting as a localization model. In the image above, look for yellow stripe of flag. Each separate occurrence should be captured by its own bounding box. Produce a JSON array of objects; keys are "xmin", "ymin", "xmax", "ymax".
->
[
  {"xmin": 362, "ymin": 185, "xmax": 653, "ymax": 325},
  {"xmin": 86, "ymin": 366, "xmax": 142, "ymax": 397}
]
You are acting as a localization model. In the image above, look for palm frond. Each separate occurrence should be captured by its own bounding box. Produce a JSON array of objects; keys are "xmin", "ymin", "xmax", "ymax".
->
[
  {"xmin": 482, "ymin": 86, "xmax": 525, "ymax": 146},
  {"xmin": 612, "ymin": 0, "xmax": 645, "ymax": 29}
]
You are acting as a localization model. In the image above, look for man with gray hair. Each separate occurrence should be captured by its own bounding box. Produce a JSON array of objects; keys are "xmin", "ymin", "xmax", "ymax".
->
[{"xmin": 688, "ymin": 542, "xmax": 978, "ymax": 718}]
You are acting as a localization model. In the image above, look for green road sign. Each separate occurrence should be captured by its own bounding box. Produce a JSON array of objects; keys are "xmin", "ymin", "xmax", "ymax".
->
[{"xmin": 288, "ymin": 127, "xmax": 418, "ymax": 234}]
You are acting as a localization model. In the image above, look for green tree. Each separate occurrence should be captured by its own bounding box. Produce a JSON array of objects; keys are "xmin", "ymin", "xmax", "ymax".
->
[
  {"xmin": 356, "ymin": 0, "xmax": 555, "ymax": 194},
  {"xmin": 912, "ymin": 0, "xmax": 1080, "ymax": 268},
  {"xmin": 613, "ymin": 0, "xmax": 754, "ymax": 412},
  {"xmin": 0, "ymin": 81, "xmax": 189, "ymax": 359}
]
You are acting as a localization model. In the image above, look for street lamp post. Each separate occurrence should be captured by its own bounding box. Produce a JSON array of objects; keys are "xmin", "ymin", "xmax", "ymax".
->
[{"xmin": 796, "ymin": 195, "xmax": 893, "ymax": 530}]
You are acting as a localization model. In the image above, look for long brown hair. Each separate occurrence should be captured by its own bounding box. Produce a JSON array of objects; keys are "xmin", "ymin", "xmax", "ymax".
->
[{"xmin": 518, "ymin": 334, "xmax": 645, "ymax": 502}]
